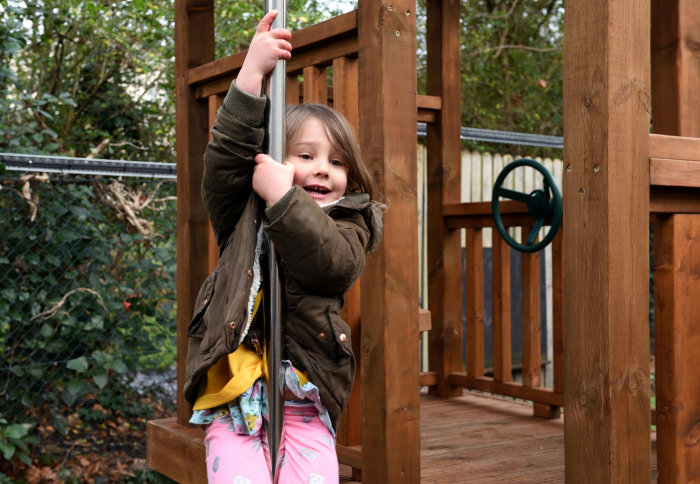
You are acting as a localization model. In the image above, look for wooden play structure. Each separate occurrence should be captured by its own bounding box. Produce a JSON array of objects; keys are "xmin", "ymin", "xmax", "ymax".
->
[{"xmin": 147, "ymin": 0, "xmax": 700, "ymax": 481}]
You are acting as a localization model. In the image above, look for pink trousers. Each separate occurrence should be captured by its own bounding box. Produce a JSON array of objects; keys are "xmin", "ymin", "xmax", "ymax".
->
[{"xmin": 204, "ymin": 403, "xmax": 338, "ymax": 484}]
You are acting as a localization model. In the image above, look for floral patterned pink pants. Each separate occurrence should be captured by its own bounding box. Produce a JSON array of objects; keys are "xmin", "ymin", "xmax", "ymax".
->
[{"xmin": 203, "ymin": 402, "xmax": 339, "ymax": 484}]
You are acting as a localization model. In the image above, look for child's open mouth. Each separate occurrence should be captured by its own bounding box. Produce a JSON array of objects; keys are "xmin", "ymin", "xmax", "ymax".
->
[{"xmin": 304, "ymin": 185, "xmax": 330, "ymax": 197}]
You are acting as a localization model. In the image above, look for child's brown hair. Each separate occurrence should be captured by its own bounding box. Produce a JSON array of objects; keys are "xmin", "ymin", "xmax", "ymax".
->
[{"xmin": 285, "ymin": 103, "xmax": 378, "ymax": 201}]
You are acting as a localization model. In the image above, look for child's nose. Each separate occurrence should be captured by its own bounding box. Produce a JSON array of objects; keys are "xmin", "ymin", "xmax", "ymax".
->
[{"xmin": 315, "ymin": 158, "xmax": 330, "ymax": 175}]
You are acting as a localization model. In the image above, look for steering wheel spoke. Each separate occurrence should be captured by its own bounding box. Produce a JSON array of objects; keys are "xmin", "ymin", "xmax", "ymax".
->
[
  {"xmin": 491, "ymin": 158, "xmax": 563, "ymax": 253},
  {"xmin": 526, "ymin": 218, "xmax": 545, "ymax": 246},
  {"xmin": 495, "ymin": 187, "xmax": 532, "ymax": 204}
]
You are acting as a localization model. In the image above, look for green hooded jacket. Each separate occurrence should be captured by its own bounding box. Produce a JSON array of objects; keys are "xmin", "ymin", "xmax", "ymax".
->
[{"xmin": 183, "ymin": 81, "xmax": 383, "ymax": 430}]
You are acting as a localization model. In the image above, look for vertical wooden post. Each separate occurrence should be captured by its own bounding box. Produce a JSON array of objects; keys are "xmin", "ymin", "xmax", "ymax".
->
[
  {"xmin": 334, "ymin": 56, "xmax": 362, "ymax": 480},
  {"xmin": 651, "ymin": 0, "xmax": 700, "ymax": 137},
  {"xmin": 426, "ymin": 0, "xmax": 463, "ymax": 398},
  {"xmin": 651, "ymin": 1, "xmax": 700, "ymax": 481},
  {"xmin": 175, "ymin": 0, "xmax": 214, "ymax": 426},
  {"xmin": 465, "ymin": 228, "xmax": 485, "ymax": 378},
  {"xmin": 302, "ymin": 65, "xmax": 328, "ymax": 103},
  {"xmin": 520, "ymin": 238, "xmax": 541, "ymax": 389},
  {"xmin": 492, "ymin": 236, "xmax": 512, "ymax": 383},
  {"xmin": 653, "ymin": 215, "xmax": 700, "ymax": 483},
  {"xmin": 358, "ymin": 1, "xmax": 420, "ymax": 482},
  {"xmin": 563, "ymin": 0, "xmax": 651, "ymax": 481}
]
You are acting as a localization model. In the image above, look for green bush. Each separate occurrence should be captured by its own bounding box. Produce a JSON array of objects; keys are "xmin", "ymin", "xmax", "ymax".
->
[{"xmin": 0, "ymin": 175, "xmax": 176, "ymax": 448}]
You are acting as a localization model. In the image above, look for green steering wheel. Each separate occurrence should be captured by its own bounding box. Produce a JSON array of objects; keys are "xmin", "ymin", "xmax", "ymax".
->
[{"xmin": 491, "ymin": 158, "xmax": 562, "ymax": 253}]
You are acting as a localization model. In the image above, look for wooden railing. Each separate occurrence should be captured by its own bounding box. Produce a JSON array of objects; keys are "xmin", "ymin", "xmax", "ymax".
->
[{"xmin": 421, "ymin": 201, "xmax": 564, "ymax": 418}]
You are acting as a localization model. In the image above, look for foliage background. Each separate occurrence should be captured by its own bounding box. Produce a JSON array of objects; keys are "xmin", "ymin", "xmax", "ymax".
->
[{"xmin": 0, "ymin": 0, "xmax": 564, "ymax": 480}]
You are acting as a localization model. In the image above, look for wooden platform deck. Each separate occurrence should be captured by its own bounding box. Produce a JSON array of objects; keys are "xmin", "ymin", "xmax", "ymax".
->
[{"xmin": 341, "ymin": 391, "xmax": 659, "ymax": 483}]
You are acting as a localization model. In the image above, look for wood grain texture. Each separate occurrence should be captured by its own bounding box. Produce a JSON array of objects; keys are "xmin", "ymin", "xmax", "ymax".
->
[
  {"xmin": 173, "ymin": 0, "xmax": 214, "ymax": 427},
  {"xmin": 465, "ymin": 228, "xmax": 485, "ymax": 378},
  {"xmin": 492, "ymin": 236, "xmax": 512, "ymax": 383},
  {"xmin": 358, "ymin": 1, "xmax": 420, "ymax": 482},
  {"xmin": 425, "ymin": 0, "xmax": 464, "ymax": 399},
  {"xmin": 651, "ymin": 0, "xmax": 700, "ymax": 137},
  {"xmin": 653, "ymin": 214, "xmax": 700, "ymax": 483},
  {"xmin": 563, "ymin": 0, "xmax": 651, "ymax": 481}
]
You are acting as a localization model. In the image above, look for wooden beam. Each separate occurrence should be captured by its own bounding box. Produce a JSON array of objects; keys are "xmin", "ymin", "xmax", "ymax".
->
[
  {"xmin": 520, "ymin": 230, "xmax": 541, "ymax": 389},
  {"xmin": 358, "ymin": 1, "xmax": 420, "ymax": 482},
  {"xmin": 563, "ymin": 0, "xmax": 651, "ymax": 481},
  {"xmin": 651, "ymin": 0, "xmax": 700, "ymax": 137},
  {"xmin": 334, "ymin": 56, "xmax": 362, "ymax": 460},
  {"xmin": 653, "ymin": 214, "xmax": 700, "ymax": 483},
  {"xmin": 492, "ymin": 235, "xmax": 512, "ymax": 383},
  {"xmin": 147, "ymin": 418, "xmax": 206, "ymax": 483},
  {"xmin": 187, "ymin": 11, "xmax": 357, "ymax": 87},
  {"xmin": 465, "ymin": 228, "xmax": 484, "ymax": 377},
  {"xmin": 302, "ymin": 65, "xmax": 328, "ymax": 103},
  {"xmin": 426, "ymin": 0, "xmax": 463, "ymax": 399},
  {"xmin": 650, "ymin": 158, "xmax": 700, "ymax": 188},
  {"xmin": 448, "ymin": 374, "xmax": 564, "ymax": 407},
  {"xmin": 649, "ymin": 133, "xmax": 700, "ymax": 161},
  {"xmin": 173, "ymin": 0, "xmax": 214, "ymax": 427}
]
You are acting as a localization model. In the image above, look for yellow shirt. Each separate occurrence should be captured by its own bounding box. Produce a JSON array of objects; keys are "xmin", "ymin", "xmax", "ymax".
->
[{"xmin": 192, "ymin": 288, "xmax": 309, "ymax": 411}]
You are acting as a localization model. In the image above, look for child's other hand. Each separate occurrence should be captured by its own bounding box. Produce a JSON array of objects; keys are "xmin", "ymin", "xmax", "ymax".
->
[
  {"xmin": 237, "ymin": 10, "xmax": 292, "ymax": 96},
  {"xmin": 252, "ymin": 153, "xmax": 295, "ymax": 206}
]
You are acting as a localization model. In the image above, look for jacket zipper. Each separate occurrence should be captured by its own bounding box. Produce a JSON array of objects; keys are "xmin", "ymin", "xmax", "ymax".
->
[{"xmin": 250, "ymin": 334, "xmax": 263, "ymax": 357}]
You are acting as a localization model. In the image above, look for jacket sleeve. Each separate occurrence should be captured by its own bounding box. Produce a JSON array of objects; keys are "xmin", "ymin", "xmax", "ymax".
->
[
  {"xmin": 201, "ymin": 81, "xmax": 268, "ymax": 250},
  {"xmin": 264, "ymin": 187, "xmax": 370, "ymax": 296}
]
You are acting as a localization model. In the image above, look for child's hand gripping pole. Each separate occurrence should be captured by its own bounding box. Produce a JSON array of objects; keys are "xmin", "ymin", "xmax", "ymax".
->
[{"xmin": 262, "ymin": 2, "xmax": 287, "ymax": 478}]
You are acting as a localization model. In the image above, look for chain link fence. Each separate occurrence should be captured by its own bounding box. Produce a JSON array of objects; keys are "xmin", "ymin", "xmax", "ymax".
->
[{"xmin": 0, "ymin": 169, "xmax": 177, "ymax": 447}]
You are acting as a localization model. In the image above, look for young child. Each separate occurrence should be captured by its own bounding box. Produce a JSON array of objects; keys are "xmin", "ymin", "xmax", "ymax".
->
[{"xmin": 183, "ymin": 11, "xmax": 384, "ymax": 484}]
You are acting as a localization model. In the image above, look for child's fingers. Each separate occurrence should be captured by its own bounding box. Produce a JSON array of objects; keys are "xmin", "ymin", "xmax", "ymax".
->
[
  {"xmin": 256, "ymin": 10, "xmax": 278, "ymax": 33},
  {"xmin": 254, "ymin": 153, "xmax": 275, "ymax": 164}
]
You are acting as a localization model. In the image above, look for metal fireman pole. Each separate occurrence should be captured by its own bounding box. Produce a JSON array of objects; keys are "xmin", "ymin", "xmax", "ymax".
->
[{"xmin": 264, "ymin": 0, "xmax": 285, "ymax": 478}]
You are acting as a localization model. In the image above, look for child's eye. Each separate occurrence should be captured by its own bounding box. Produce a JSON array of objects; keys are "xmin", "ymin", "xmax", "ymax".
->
[
  {"xmin": 299, "ymin": 153, "xmax": 312, "ymax": 160},
  {"xmin": 330, "ymin": 159, "xmax": 344, "ymax": 167}
]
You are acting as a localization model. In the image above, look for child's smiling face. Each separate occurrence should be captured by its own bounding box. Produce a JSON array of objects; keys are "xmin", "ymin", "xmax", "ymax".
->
[{"xmin": 286, "ymin": 117, "xmax": 348, "ymax": 206}]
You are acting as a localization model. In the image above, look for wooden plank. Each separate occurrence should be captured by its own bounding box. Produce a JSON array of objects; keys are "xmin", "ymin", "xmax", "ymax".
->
[
  {"xmin": 425, "ymin": 0, "xmax": 463, "ymax": 400},
  {"xmin": 286, "ymin": 73, "xmax": 300, "ymax": 105},
  {"xmin": 563, "ymin": 0, "xmax": 651, "ymax": 481},
  {"xmin": 650, "ymin": 186, "xmax": 700, "ymax": 214},
  {"xmin": 551, "ymin": 233, "xmax": 564, "ymax": 394},
  {"xmin": 420, "ymin": 371, "xmax": 438, "ymax": 387},
  {"xmin": 147, "ymin": 418, "xmax": 206, "ymax": 483},
  {"xmin": 332, "ymin": 56, "xmax": 359, "ymax": 134},
  {"xmin": 288, "ymin": 37, "xmax": 358, "ymax": 74},
  {"xmin": 417, "ymin": 94, "xmax": 442, "ymax": 111},
  {"xmin": 649, "ymin": 134, "xmax": 700, "ymax": 161},
  {"xmin": 337, "ymin": 282, "xmax": 362, "ymax": 448},
  {"xmin": 188, "ymin": 11, "xmax": 357, "ymax": 86},
  {"xmin": 335, "ymin": 55, "xmax": 361, "ymax": 453},
  {"xmin": 302, "ymin": 65, "xmax": 327, "ymax": 103},
  {"xmin": 358, "ymin": 2, "xmax": 420, "ymax": 482},
  {"xmin": 492, "ymin": 235, "xmax": 512, "ymax": 383},
  {"xmin": 651, "ymin": 0, "xmax": 700, "ymax": 137},
  {"xmin": 173, "ymin": 0, "xmax": 214, "ymax": 428},
  {"xmin": 465, "ymin": 228, "xmax": 485, "ymax": 377},
  {"xmin": 336, "ymin": 444, "xmax": 362, "ymax": 472},
  {"xmin": 343, "ymin": 392, "xmax": 658, "ymax": 483},
  {"xmin": 448, "ymin": 374, "xmax": 564, "ymax": 407},
  {"xmin": 520, "ymin": 228, "xmax": 541, "ymax": 389},
  {"xmin": 653, "ymin": 214, "xmax": 700, "ymax": 483},
  {"xmin": 650, "ymin": 158, "xmax": 700, "ymax": 188}
]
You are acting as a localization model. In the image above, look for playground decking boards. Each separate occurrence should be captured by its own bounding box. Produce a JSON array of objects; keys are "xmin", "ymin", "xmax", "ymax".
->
[{"xmin": 341, "ymin": 391, "xmax": 659, "ymax": 483}]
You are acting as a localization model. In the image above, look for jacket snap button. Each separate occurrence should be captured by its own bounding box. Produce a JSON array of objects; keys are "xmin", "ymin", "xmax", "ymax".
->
[
  {"xmin": 339, "ymin": 333, "xmax": 347, "ymax": 343},
  {"xmin": 228, "ymin": 321, "xmax": 237, "ymax": 330},
  {"xmin": 247, "ymin": 269, "xmax": 253, "ymax": 277},
  {"xmin": 318, "ymin": 332, "xmax": 326, "ymax": 339},
  {"xmin": 201, "ymin": 298, "xmax": 209, "ymax": 307}
]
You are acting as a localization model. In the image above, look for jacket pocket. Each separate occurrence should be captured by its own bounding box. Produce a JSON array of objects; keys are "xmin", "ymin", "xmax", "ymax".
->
[{"xmin": 186, "ymin": 270, "xmax": 217, "ymax": 338}]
